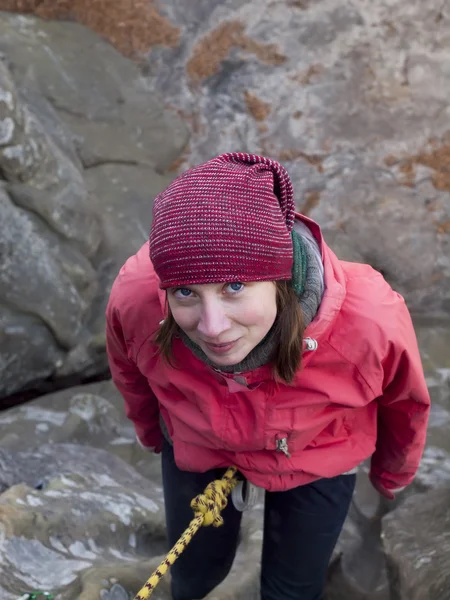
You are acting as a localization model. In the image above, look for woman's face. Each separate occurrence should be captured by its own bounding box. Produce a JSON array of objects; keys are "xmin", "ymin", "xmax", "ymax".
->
[{"xmin": 167, "ymin": 281, "xmax": 277, "ymax": 366}]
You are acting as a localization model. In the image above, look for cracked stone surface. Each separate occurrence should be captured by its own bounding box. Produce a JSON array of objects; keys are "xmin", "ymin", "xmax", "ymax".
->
[
  {"xmin": 0, "ymin": 380, "xmax": 264, "ymax": 600},
  {"xmin": 0, "ymin": 12, "xmax": 189, "ymax": 397},
  {"xmin": 142, "ymin": 0, "xmax": 450, "ymax": 316},
  {"xmin": 382, "ymin": 487, "xmax": 450, "ymax": 600}
]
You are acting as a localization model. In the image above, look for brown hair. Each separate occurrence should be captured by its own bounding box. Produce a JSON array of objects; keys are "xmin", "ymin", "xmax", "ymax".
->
[{"xmin": 154, "ymin": 280, "xmax": 305, "ymax": 384}]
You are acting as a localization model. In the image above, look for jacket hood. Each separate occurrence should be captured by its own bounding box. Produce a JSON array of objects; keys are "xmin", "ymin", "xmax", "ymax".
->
[{"xmin": 294, "ymin": 213, "xmax": 346, "ymax": 341}]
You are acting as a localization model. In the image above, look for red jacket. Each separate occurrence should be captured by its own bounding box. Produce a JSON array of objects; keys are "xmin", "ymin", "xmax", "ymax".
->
[{"xmin": 106, "ymin": 216, "xmax": 430, "ymax": 492}]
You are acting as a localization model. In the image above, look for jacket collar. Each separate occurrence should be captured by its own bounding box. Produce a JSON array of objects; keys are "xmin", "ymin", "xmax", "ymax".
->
[{"xmin": 295, "ymin": 213, "xmax": 346, "ymax": 341}]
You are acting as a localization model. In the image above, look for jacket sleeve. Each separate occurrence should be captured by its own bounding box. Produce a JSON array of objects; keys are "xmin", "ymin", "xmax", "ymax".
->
[
  {"xmin": 370, "ymin": 295, "xmax": 430, "ymax": 491},
  {"xmin": 106, "ymin": 306, "xmax": 163, "ymax": 452}
]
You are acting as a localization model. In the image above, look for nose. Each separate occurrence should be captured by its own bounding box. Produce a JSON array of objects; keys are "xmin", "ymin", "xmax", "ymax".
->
[{"xmin": 197, "ymin": 297, "xmax": 232, "ymax": 339}]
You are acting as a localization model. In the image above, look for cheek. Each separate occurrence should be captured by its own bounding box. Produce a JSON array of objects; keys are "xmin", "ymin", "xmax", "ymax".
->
[
  {"xmin": 258, "ymin": 302, "xmax": 278, "ymax": 331},
  {"xmin": 169, "ymin": 305, "xmax": 198, "ymax": 332},
  {"xmin": 236, "ymin": 298, "xmax": 277, "ymax": 331}
]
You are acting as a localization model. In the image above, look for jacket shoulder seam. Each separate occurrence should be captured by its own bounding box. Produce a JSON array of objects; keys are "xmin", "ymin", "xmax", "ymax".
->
[{"xmin": 325, "ymin": 339, "xmax": 378, "ymax": 397}]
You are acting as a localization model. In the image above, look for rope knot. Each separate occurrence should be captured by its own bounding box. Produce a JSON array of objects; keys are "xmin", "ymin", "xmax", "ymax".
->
[
  {"xmin": 133, "ymin": 467, "xmax": 238, "ymax": 598},
  {"xmin": 191, "ymin": 479, "xmax": 229, "ymax": 526}
]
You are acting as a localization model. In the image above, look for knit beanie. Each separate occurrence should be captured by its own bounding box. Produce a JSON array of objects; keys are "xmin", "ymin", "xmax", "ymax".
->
[{"xmin": 150, "ymin": 153, "xmax": 296, "ymax": 289}]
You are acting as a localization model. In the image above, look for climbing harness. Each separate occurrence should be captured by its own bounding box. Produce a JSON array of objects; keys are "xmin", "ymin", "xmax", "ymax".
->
[
  {"xmin": 133, "ymin": 466, "xmax": 239, "ymax": 599},
  {"xmin": 231, "ymin": 478, "xmax": 261, "ymax": 511}
]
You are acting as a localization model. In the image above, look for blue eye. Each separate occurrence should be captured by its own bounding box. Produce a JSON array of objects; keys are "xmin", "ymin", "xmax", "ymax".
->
[
  {"xmin": 174, "ymin": 288, "xmax": 192, "ymax": 298},
  {"xmin": 226, "ymin": 282, "xmax": 244, "ymax": 293}
]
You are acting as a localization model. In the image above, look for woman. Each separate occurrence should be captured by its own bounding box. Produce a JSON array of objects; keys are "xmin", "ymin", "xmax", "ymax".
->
[{"xmin": 106, "ymin": 152, "xmax": 430, "ymax": 600}]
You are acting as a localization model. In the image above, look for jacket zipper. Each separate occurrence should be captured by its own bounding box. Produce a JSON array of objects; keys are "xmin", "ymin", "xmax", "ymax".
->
[{"xmin": 276, "ymin": 436, "xmax": 291, "ymax": 458}]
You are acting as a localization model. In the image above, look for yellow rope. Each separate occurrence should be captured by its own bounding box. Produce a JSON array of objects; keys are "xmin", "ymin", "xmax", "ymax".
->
[{"xmin": 133, "ymin": 466, "xmax": 239, "ymax": 599}]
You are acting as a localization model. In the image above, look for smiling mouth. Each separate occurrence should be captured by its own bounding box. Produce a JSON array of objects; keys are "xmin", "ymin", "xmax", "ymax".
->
[{"xmin": 203, "ymin": 339, "xmax": 239, "ymax": 354}]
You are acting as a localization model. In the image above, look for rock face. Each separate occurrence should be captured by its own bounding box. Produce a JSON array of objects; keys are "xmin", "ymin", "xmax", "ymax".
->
[
  {"xmin": 138, "ymin": 0, "xmax": 450, "ymax": 316},
  {"xmin": 0, "ymin": 380, "xmax": 264, "ymax": 600},
  {"xmin": 382, "ymin": 488, "xmax": 450, "ymax": 600},
  {"xmin": 0, "ymin": 445, "xmax": 170, "ymax": 600},
  {"xmin": 0, "ymin": 11, "xmax": 189, "ymax": 398}
]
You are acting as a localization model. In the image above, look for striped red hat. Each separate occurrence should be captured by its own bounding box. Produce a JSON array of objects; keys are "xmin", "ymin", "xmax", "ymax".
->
[{"xmin": 149, "ymin": 152, "xmax": 295, "ymax": 288}]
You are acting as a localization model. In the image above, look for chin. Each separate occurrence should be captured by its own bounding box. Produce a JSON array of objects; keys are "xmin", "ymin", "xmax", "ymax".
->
[
  {"xmin": 209, "ymin": 355, "xmax": 243, "ymax": 366},
  {"xmin": 204, "ymin": 348, "xmax": 249, "ymax": 367}
]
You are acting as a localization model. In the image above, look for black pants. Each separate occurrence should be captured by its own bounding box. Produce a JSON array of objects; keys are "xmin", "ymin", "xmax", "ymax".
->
[{"xmin": 162, "ymin": 441, "xmax": 355, "ymax": 600}]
